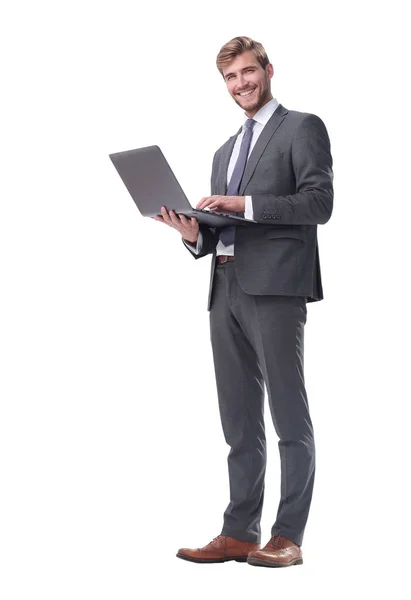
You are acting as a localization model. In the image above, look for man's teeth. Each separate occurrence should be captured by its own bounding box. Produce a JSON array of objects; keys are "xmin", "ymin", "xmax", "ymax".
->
[{"xmin": 240, "ymin": 89, "xmax": 254, "ymax": 97}]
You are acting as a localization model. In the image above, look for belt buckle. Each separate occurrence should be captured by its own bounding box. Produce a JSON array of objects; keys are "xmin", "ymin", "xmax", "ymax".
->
[{"xmin": 218, "ymin": 255, "xmax": 229, "ymax": 264}]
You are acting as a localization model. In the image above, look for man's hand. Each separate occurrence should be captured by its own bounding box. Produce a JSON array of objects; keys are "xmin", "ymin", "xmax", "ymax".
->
[
  {"xmin": 154, "ymin": 206, "xmax": 199, "ymax": 243},
  {"xmin": 197, "ymin": 195, "xmax": 245, "ymax": 213}
]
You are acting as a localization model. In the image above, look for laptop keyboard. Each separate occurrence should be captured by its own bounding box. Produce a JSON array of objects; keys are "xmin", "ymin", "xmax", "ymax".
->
[{"xmin": 196, "ymin": 208, "xmax": 235, "ymax": 217}]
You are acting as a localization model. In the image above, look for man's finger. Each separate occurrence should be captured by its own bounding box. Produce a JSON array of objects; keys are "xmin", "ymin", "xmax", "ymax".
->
[
  {"xmin": 160, "ymin": 207, "xmax": 176, "ymax": 227},
  {"xmin": 196, "ymin": 196, "xmax": 211, "ymax": 209},
  {"xmin": 161, "ymin": 206, "xmax": 171, "ymax": 221},
  {"xmin": 164, "ymin": 207, "xmax": 179, "ymax": 226},
  {"xmin": 170, "ymin": 210, "xmax": 183, "ymax": 226},
  {"xmin": 157, "ymin": 216, "xmax": 172, "ymax": 227}
]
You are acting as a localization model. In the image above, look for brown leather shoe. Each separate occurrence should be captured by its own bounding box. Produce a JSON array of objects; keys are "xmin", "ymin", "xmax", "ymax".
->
[
  {"xmin": 247, "ymin": 534, "xmax": 303, "ymax": 568},
  {"xmin": 177, "ymin": 535, "xmax": 261, "ymax": 563}
]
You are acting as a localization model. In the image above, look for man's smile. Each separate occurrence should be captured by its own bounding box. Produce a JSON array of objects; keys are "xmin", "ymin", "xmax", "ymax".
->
[{"xmin": 238, "ymin": 88, "xmax": 256, "ymax": 98}]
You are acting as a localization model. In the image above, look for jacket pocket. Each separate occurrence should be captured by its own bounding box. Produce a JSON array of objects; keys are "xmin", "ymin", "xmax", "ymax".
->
[{"xmin": 266, "ymin": 228, "xmax": 306, "ymax": 242}]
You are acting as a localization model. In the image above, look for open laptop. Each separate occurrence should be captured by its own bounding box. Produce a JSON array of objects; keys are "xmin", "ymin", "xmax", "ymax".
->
[{"xmin": 109, "ymin": 145, "xmax": 257, "ymax": 228}]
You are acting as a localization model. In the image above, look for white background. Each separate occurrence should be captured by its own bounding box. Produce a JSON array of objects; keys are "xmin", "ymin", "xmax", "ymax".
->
[{"xmin": 1, "ymin": 0, "xmax": 410, "ymax": 598}]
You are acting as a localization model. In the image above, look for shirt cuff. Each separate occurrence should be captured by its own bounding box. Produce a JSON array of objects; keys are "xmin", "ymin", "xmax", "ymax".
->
[
  {"xmin": 244, "ymin": 196, "xmax": 254, "ymax": 220},
  {"xmin": 183, "ymin": 231, "xmax": 203, "ymax": 254}
]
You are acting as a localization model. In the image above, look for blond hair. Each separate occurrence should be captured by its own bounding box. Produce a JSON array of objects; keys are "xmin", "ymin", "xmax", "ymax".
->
[{"xmin": 216, "ymin": 36, "xmax": 270, "ymax": 77}]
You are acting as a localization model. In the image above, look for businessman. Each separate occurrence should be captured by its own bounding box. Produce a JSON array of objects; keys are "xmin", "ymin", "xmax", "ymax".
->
[{"xmin": 155, "ymin": 36, "xmax": 333, "ymax": 568}]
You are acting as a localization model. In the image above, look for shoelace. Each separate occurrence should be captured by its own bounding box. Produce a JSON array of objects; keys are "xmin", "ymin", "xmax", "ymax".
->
[
  {"xmin": 210, "ymin": 535, "xmax": 226, "ymax": 545},
  {"xmin": 268, "ymin": 534, "xmax": 285, "ymax": 549}
]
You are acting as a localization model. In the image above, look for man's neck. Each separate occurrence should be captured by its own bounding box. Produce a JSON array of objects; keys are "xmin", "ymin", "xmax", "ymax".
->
[{"xmin": 245, "ymin": 94, "xmax": 274, "ymax": 118}]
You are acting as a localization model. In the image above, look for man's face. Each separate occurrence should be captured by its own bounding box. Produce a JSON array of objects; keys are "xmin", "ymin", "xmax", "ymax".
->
[{"xmin": 222, "ymin": 50, "xmax": 273, "ymax": 117}]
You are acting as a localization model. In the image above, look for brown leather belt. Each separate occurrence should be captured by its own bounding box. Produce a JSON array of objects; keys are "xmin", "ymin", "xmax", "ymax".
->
[{"xmin": 216, "ymin": 255, "xmax": 235, "ymax": 264}]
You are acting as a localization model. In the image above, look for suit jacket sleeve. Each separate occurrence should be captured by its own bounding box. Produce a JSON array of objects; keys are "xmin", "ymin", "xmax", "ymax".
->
[
  {"xmin": 182, "ymin": 226, "xmax": 219, "ymax": 258},
  {"xmin": 251, "ymin": 114, "xmax": 333, "ymax": 225}
]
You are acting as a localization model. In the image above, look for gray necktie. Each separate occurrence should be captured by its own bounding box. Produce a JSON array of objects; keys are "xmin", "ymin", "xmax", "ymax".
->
[{"xmin": 219, "ymin": 118, "xmax": 256, "ymax": 247}]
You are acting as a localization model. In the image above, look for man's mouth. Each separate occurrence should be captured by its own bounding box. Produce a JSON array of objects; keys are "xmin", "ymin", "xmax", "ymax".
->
[{"xmin": 238, "ymin": 88, "xmax": 256, "ymax": 98}]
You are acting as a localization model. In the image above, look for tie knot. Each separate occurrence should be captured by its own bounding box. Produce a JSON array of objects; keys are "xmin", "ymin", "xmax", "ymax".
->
[{"xmin": 244, "ymin": 118, "xmax": 256, "ymax": 131}]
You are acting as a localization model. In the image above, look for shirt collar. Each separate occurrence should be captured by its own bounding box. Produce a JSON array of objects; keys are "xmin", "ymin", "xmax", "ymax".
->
[{"xmin": 242, "ymin": 97, "xmax": 280, "ymax": 129}]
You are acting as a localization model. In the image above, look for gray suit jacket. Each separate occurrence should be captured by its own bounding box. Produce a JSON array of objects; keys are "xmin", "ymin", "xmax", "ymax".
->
[{"xmin": 184, "ymin": 103, "xmax": 334, "ymax": 311}]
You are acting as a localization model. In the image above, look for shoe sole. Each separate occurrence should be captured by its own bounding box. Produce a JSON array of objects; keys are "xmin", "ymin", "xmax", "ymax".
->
[
  {"xmin": 247, "ymin": 557, "xmax": 303, "ymax": 568},
  {"xmin": 176, "ymin": 553, "xmax": 248, "ymax": 563}
]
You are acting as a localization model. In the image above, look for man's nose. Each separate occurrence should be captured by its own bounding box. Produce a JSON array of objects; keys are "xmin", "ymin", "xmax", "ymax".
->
[{"xmin": 237, "ymin": 74, "xmax": 247, "ymax": 90}]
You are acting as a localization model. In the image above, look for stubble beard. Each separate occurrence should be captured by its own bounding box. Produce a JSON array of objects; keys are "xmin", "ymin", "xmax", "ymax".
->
[{"xmin": 233, "ymin": 79, "xmax": 271, "ymax": 114}]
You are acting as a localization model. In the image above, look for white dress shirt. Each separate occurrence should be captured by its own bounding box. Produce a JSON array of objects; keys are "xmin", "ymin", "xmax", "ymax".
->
[{"xmin": 185, "ymin": 97, "xmax": 280, "ymax": 255}]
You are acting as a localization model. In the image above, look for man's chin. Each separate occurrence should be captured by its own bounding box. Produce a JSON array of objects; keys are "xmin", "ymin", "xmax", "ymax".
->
[{"xmin": 235, "ymin": 96, "xmax": 260, "ymax": 112}]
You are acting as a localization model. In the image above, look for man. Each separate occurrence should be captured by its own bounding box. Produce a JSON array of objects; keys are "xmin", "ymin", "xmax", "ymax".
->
[{"xmin": 154, "ymin": 36, "xmax": 333, "ymax": 568}]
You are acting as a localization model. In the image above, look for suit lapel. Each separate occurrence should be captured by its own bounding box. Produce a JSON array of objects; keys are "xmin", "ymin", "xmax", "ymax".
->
[
  {"xmin": 215, "ymin": 103, "xmax": 289, "ymax": 196},
  {"xmin": 239, "ymin": 103, "xmax": 288, "ymax": 195}
]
